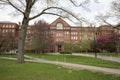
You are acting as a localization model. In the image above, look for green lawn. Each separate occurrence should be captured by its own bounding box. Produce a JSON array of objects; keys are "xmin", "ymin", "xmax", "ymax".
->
[
  {"xmin": 26, "ymin": 53, "xmax": 120, "ymax": 69},
  {"xmin": 0, "ymin": 59, "xmax": 120, "ymax": 80},
  {"xmin": 0, "ymin": 54, "xmax": 17, "ymax": 58},
  {"xmin": 80, "ymin": 52, "xmax": 120, "ymax": 57},
  {"xmin": 97, "ymin": 53, "xmax": 120, "ymax": 57}
]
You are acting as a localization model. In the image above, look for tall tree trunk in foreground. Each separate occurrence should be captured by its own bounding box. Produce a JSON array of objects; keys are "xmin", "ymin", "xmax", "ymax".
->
[{"xmin": 17, "ymin": 18, "xmax": 29, "ymax": 63}]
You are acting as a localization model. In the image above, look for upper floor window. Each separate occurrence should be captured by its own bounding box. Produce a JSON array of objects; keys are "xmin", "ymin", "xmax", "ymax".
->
[
  {"xmin": 9, "ymin": 25, "xmax": 11, "ymax": 28},
  {"xmin": 12, "ymin": 25, "xmax": 14, "ymax": 28},
  {"xmin": 6, "ymin": 25, "xmax": 8, "ymax": 28},
  {"xmin": 57, "ymin": 23, "xmax": 63, "ymax": 29},
  {"xmin": 2, "ymin": 25, "xmax": 5, "ymax": 28}
]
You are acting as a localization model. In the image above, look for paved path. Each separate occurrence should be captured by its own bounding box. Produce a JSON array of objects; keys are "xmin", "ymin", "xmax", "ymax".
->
[
  {"xmin": 0, "ymin": 56, "xmax": 120, "ymax": 75},
  {"xmin": 48, "ymin": 53, "xmax": 120, "ymax": 63},
  {"xmin": 72, "ymin": 53, "xmax": 120, "ymax": 63}
]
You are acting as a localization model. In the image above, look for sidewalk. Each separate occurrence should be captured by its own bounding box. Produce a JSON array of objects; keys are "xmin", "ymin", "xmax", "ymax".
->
[
  {"xmin": 0, "ymin": 56, "xmax": 120, "ymax": 75},
  {"xmin": 72, "ymin": 53, "xmax": 120, "ymax": 63}
]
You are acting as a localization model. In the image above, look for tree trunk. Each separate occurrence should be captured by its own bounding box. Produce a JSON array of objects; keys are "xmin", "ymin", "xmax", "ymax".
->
[{"xmin": 17, "ymin": 18, "xmax": 28, "ymax": 64}]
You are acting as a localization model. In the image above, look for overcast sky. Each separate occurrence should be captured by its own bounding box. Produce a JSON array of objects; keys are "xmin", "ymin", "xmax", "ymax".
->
[{"xmin": 0, "ymin": 0, "xmax": 115, "ymax": 26}]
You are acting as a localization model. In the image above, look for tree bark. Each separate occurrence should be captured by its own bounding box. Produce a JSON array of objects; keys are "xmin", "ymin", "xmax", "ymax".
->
[
  {"xmin": 16, "ymin": 0, "xmax": 31, "ymax": 63},
  {"xmin": 17, "ymin": 18, "xmax": 29, "ymax": 63}
]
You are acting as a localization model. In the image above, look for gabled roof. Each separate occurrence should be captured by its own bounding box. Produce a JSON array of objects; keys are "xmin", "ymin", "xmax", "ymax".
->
[{"xmin": 50, "ymin": 17, "xmax": 71, "ymax": 27}]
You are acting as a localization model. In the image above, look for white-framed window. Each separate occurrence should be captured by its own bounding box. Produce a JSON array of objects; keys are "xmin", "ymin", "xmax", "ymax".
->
[
  {"xmin": 57, "ymin": 23, "xmax": 63, "ymax": 29},
  {"xmin": 6, "ymin": 25, "xmax": 8, "ymax": 28},
  {"xmin": 56, "ymin": 33, "xmax": 62, "ymax": 37},
  {"xmin": 12, "ymin": 25, "xmax": 14, "ymax": 28},
  {"xmin": 64, "ymin": 31, "xmax": 69, "ymax": 35},
  {"xmin": 9, "ymin": 25, "xmax": 11, "ymax": 28},
  {"xmin": 2, "ymin": 29, "xmax": 5, "ymax": 33},
  {"xmin": 71, "ymin": 32, "xmax": 78, "ymax": 35},
  {"xmin": 2, "ymin": 25, "xmax": 5, "ymax": 28},
  {"xmin": 51, "ymin": 31, "xmax": 54, "ymax": 35},
  {"xmin": 71, "ymin": 36, "xmax": 78, "ymax": 40},
  {"xmin": 51, "ymin": 27, "xmax": 56, "ymax": 29},
  {"xmin": 75, "ymin": 36, "xmax": 78, "ymax": 39},
  {"xmin": 71, "ymin": 36, "xmax": 73, "ymax": 39},
  {"xmin": 6, "ymin": 29, "xmax": 8, "ymax": 32},
  {"xmin": 12, "ymin": 30, "xmax": 14, "ymax": 33},
  {"xmin": 64, "ymin": 27, "xmax": 70, "ymax": 29}
]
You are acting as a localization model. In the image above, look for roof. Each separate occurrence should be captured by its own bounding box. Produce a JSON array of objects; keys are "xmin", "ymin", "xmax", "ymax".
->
[
  {"xmin": 114, "ymin": 23, "xmax": 120, "ymax": 30},
  {"xmin": 0, "ymin": 21, "xmax": 18, "ymax": 25}
]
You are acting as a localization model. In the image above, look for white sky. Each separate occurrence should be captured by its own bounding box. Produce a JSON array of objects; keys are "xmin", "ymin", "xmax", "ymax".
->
[{"xmin": 0, "ymin": 0, "xmax": 115, "ymax": 26}]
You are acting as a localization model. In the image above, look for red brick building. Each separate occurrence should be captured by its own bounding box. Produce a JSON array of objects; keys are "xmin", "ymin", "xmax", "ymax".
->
[
  {"xmin": 50, "ymin": 17, "xmax": 81, "ymax": 52},
  {"xmin": 0, "ymin": 22, "xmax": 19, "ymax": 37},
  {"xmin": 25, "ymin": 18, "xmax": 117, "ymax": 52},
  {"xmin": 0, "ymin": 22, "xmax": 19, "ymax": 52},
  {"xmin": 96, "ymin": 25, "xmax": 115, "ymax": 37},
  {"xmin": 0, "ymin": 18, "xmax": 117, "ymax": 53}
]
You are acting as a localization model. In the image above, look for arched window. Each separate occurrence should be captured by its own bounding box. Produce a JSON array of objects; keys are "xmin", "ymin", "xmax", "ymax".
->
[{"xmin": 57, "ymin": 23, "xmax": 63, "ymax": 29}]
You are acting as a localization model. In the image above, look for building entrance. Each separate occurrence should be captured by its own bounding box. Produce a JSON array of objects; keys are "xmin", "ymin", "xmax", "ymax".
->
[{"xmin": 57, "ymin": 44, "xmax": 62, "ymax": 52}]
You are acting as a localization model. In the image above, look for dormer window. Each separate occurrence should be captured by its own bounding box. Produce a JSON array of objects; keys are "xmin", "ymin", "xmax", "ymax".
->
[{"xmin": 57, "ymin": 23, "xmax": 63, "ymax": 29}]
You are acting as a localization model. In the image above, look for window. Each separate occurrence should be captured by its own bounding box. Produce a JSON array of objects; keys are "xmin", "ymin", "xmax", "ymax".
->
[
  {"xmin": 6, "ymin": 30, "xmax": 8, "ymax": 32},
  {"xmin": 12, "ymin": 30, "xmax": 14, "ymax": 33},
  {"xmin": 51, "ymin": 27, "xmax": 56, "ymax": 29},
  {"xmin": 12, "ymin": 25, "xmax": 14, "ymax": 28},
  {"xmin": 2, "ymin": 29, "xmax": 5, "ymax": 33},
  {"xmin": 9, "ymin": 25, "xmax": 11, "ymax": 28},
  {"xmin": 56, "ymin": 38, "xmax": 63, "ymax": 41},
  {"xmin": 51, "ymin": 31, "xmax": 54, "ymax": 35},
  {"xmin": 71, "ymin": 36, "xmax": 78, "ymax": 40},
  {"xmin": 71, "ymin": 32, "xmax": 78, "ymax": 35},
  {"xmin": 64, "ymin": 31, "xmax": 69, "ymax": 35},
  {"xmin": 64, "ymin": 27, "xmax": 70, "ymax": 29},
  {"xmin": 2, "ymin": 25, "xmax": 5, "ymax": 28},
  {"xmin": 56, "ymin": 33, "xmax": 62, "ymax": 37},
  {"xmin": 57, "ymin": 23, "xmax": 63, "ymax": 29},
  {"xmin": 6, "ymin": 25, "xmax": 8, "ymax": 28}
]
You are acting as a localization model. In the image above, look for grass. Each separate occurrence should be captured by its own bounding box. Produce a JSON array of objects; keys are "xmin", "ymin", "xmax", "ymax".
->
[
  {"xmin": 97, "ymin": 53, "xmax": 120, "ymax": 57},
  {"xmin": 26, "ymin": 53, "xmax": 120, "ymax": 69},
  {"xmin": 0, "ymin": 53, "xmax": 120, "ymax": 69},
  {"xmin": 0, "ymin": 54, "xmax": 17, "ymax": 58},
  {"xmin": 79, "ymin": 52, "xmax": 120, "ymax": 57},
  {"xmin": 0, "ymin": 58, "xmax": 120, "ymax": 80}
]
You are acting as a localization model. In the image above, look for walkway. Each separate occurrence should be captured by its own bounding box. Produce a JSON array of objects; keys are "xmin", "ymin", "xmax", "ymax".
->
[
  {"xmin": 0, "ymin": 56, "xmax": 120, "ymax": 75},
  {"xmin": 72, "ymin": 53, "xmax": 120, "ymax": 63},
  {"xmin": 48, "ymin": 53, "xmax": 120, "ymax": 63}
]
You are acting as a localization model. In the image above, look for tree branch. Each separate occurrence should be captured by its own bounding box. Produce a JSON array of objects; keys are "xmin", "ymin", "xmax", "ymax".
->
[
  {"xmin": 29, "ymin": 6, "xmax": 83, "ymax": 25},
  {"xmin": 31, "ymin": 0, "xmax": 37, "ymax": 7},
  {"xmin": 19, "ymin": 0, "xmax": 26, "ymax": 7},
  {"xmin": 69, "ymin": 0, "xmax": 83, "ymax": 7},
  {"xmin": 0, "ymin": 0, "xmax": 8, "ymax": 3},
  {"xmin": 69, "ymin": 0, "xmax": 90, "ymax": 11},
  {"xmin": 43, "ymin": 12, "xmax": 80, "ymax": 25},
  {"xmin": 7, "ymin": 0, "xmax": 24, "ymax": 14}
]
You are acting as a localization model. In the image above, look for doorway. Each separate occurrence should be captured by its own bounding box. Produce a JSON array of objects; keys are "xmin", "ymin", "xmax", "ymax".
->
[{"xmin": 57, "ymin": 44, "xmax": 62, "ymax": 52}]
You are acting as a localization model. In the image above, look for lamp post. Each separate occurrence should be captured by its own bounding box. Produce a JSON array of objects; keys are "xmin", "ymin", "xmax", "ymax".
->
[{"xmin": 93, "ymin": 26, "xmax": 97, "ymax": 58}]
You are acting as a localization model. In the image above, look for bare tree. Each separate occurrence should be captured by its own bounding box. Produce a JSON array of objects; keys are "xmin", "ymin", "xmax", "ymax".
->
[
  {"xmin": 31, "ymin": 20, "xmax": 53, "ymax": 53},
  {"xmin": 0, "ymin": 0, "xmax": 97, "ymax": 63},
  {"xmin": 0, "ymin": 32, "xmax": 17, "ymax": 54},
  {"xmin": 96, "ymin": 14, "xmax": 113, "ymax": 26},
  {"xmin": 110, "ymin": 0, "xmax": 120, "ymax": 20},
  {"xmin": 95, "ymin": 0, "xmax": 120, "ymax": 55},
  {"xmin": 96, "ymin": 0, "xmax": 120, "ymax": 26}
]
